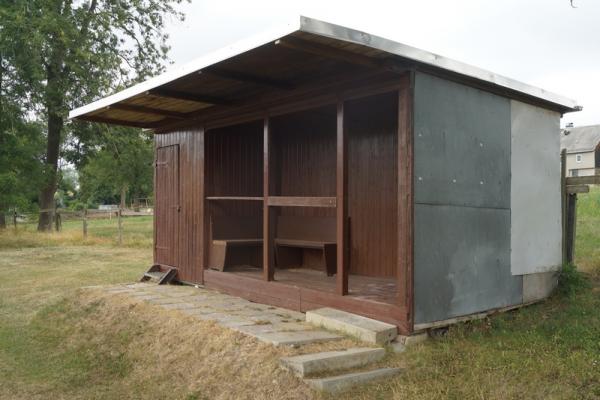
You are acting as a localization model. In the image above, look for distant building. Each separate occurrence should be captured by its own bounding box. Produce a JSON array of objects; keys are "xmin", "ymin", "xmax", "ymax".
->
[{"xmin": 561, "ymin": 124, "xmax": 600, "ymax": 177}]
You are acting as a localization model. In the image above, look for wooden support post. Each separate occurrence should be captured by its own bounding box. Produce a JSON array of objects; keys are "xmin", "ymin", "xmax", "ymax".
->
[
  {"xmin": 561, "ymin": 149, "xmax": 567, "ymax": 265},
  {"xmin": 117, "ymin": 208, "xmax": 123, "ymax": 246},
  {"xmin": 199, "ymin": 127, "xmax": 207, "ymax": 284},
  {"xmin": 566, "ymin": 193, "xmax": 578, "ymax": 264},
  {"xmin": 397, "ymin": 78, "xmax": 414, "ymax": 329},
  {"xmin": 263, "ymin": 117, "xmax": 275, "ymax": 281},
  {"xmin": 336, "ymin": 101, "xmax": 348, "ymax": 295},
  {"xmin": 83, "ymin": 208, "xmax": 88, "ymax": 239}
]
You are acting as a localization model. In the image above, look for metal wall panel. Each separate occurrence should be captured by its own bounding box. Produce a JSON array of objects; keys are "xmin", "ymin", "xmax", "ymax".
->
[
  {"xmin": 413, "ymin": 72, "xmax": 521, "ymax": 324},
  {"xmin": 414, "ymin": 204, "xmax": 522, "ymax": 324},
  {"xmin": 413, "ymin": 73, "xmax": 511, "ymax": 208},
  {"xmin": 510, "ymin": 100, "xmax": 562, "ymax": 275}
]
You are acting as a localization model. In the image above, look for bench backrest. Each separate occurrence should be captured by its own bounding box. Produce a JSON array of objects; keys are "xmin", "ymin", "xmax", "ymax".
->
[
  {"xmin": 211, "ymin": 215, "xmax": 262, "ymax": 240},
  {"xmin": 276, "ymin": 215, "xmax": 336, "ymax": 243}
]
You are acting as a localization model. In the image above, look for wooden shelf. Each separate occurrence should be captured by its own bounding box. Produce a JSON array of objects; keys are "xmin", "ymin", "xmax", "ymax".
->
[
  {"xmin": 206, "ymin": 196, "xmax": 264, "ymax": 201},
  {"xmin": 268, "ymin": 196, "xmax": 336, "ymax": 208}
]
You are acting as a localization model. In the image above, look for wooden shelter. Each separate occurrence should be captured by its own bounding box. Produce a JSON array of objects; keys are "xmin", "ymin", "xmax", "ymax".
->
[{"xmin": 70, "ymin": 17, "xmax": 580, "ymax": 335}]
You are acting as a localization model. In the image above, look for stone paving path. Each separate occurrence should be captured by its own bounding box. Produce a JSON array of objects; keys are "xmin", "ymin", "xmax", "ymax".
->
[{"xmin": 92, "ymin": 282, "xmax": 343, "ymax": 346}]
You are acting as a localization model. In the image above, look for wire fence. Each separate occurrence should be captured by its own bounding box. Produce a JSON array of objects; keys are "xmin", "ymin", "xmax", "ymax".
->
[{"xmin": 3, "ymin": 208, "xmax": 154, "ymax": 246}]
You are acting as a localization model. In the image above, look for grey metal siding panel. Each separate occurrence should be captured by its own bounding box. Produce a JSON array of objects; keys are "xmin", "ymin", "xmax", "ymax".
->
[
  {"xmin": 413, "ymin": 72, "xmax": 522, "ymax": 324},
  {"xmin": 413, "ymin": 73, "xmax": 511, "ymax": 209},
  {"xmin": 414, "ymin": 204, "xmax": 522, "ymax": 324}
]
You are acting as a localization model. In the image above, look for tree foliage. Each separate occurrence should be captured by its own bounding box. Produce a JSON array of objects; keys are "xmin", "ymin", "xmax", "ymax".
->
[
  {"xmin": 1, "ymin": 0, "xmax": 186, "ymax": 230},
  {"xmin": 79, "ymin": 127, "xmax": 153, "ymax": 209}
]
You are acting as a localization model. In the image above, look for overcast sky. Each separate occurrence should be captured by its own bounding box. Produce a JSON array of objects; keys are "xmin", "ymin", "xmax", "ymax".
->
[{"xmin": 163, "ymin": 0, "xmax": 599, "ymax": 127}]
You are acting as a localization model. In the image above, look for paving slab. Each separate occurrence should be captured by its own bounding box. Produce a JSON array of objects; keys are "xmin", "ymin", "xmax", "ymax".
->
[
  {"xmin": 233, "ymin": 322, "xmax": 309, "ymax": 335},
  {"xmin": 159, "ymin": 302, "xmax": 200, "ymax": 310},
  {"xmin": 281, "ymin": 347, "xmax": 386, "ymax": 377},
  {"xmin": 306, "ymin": 308, "xmax": 397, "ymax": 344},
  {"xmin": 147, "ymin": 297, "xmax": 184, "ymax": 305},
  {"xmin": 253, "ymin": 330, "xmax": 342, "ymax": 347},
  {"xmin": 305, "ymin": 367, "xmax": 402, "ymax": 393}
]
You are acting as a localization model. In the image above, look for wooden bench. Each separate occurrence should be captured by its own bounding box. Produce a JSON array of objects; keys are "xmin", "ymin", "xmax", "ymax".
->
[
  {"xmin": 274, "ymin": 215, "xmax": 337, "ymax": 276},
  {"xmin": 209, "ymin": 216, "xmax": 262, "ymax": 271}
]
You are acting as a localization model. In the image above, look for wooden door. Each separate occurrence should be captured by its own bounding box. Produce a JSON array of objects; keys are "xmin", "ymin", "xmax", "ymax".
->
[{"xmin": 154, "ymin": 145, "xmax": 180, "ymax": 267}]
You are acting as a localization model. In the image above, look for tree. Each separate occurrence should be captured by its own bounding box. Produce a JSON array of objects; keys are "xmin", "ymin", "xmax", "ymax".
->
[
  {"xmin": 1, "ymin": 0, "xmax": 186, "ymax": 231},
  {"xmin": 0, "ymin": 32, "xmax": 44, "ymax": 229},
  {"xmin": 79, "ymin": 127, "xmax": 153, "ymax": 211}
]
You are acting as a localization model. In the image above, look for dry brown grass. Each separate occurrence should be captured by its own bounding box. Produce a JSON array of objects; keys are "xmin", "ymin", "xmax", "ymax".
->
[{"xmin": 77, "ymin": 290, "xmax": 317, "ymax": 400}]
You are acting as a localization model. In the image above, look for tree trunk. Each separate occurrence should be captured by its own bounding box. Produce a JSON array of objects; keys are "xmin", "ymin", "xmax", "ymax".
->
[
  {"xmin": 120, "ymin": 185, "xmax": 128, "ymax": 210},
  {"xmin": 0, "ymin": 213, "xmax": 6, "ymax": 229},
  {"xmin": 38, "ymin": 112, "xmax": 62, "ymax": 231}
]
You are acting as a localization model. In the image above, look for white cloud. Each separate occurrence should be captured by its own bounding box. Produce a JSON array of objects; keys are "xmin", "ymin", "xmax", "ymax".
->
[{"xmin": 165, "ymin": 0, "xmax": 600, "ymax": 126}]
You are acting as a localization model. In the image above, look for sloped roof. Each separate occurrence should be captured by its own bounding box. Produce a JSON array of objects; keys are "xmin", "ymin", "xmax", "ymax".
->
[
  {"xmin": 69, "ymin": 16, "xmax": 581, "ymax": 132},
  {"xmin": 561, "ymin": 125, "xmax": 600, "ymax": 153}
]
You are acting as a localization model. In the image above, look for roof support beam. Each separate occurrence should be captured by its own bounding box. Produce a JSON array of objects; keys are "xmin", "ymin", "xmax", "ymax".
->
[
  {"xmin": 108, "ymin": 103, "xmax": 190, "ymax": 120},
  {"xmin": 147, "ymin": 88, "xmax": 232, "ymax": 105},
  {"xmin": 201, "ymin": 68, "xmax": 295, "ymax": 90},
  {"xmin": 77, "ymin": 115, "xmax": 154, "ymax": 129},
  {"xmin": 275, "ymin": 37, "xmax": 409, "ymax": 73}
]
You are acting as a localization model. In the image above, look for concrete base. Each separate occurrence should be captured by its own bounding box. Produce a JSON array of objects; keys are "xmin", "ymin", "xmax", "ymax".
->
[
  {"xmin": 523, "ymin": 271, "xmax": 557, "ymax": 303},
  {"xmin": 397, "ymin": 332, "xmax": 428, "ymax": 346},
  {"xmin": 306, "ymin": 308, "xmax": 397, "ymax": 344},
  {"xmin": 281, "ymin": 347, "xmax": 385, "ymax": 377},
  {"xmin": 305, "ymin": 368, "xmax": 402, "ymax": 393},
  {"xmin": 253, "ymin": 330, "xmax": 342, "ymax": 347}
]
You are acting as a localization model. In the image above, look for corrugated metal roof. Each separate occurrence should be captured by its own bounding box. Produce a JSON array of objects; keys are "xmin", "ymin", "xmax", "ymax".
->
[
  {"xmin": 561, "ymin": 125, "xmax": 600, "ymax": 153},
  {"xmin": 69, "ymin": 16, "xmax": 581, "ymax": 130}
]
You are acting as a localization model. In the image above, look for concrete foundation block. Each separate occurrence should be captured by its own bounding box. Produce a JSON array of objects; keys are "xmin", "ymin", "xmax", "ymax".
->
[
  {"xmin": 305, "ymin": 367, "xmax": 401, "ymax": 393},
  {"xmin": 281, "ymin": 347, "xmax": 385, "ymax": 377},
  {"xmin": 397, "ymin": 332, "xmax": 429, "ymax": 346},
  {"xmin": 306, "ymin": 308, "xmax": 397, "ymax": 344}
]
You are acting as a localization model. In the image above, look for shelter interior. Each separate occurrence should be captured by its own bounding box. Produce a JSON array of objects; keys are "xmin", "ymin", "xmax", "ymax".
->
[{"xmin": 204, "ymin": 91, "xmax": 399, "ymax": 305}]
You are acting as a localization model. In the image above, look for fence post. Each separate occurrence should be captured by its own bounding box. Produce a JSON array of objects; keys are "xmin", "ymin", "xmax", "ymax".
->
[
  {"xmin": 561, "ymin": 149, "xmax": 567, "ymax": 265},
  {"xmin": 117, "ymin": 208, "xmax": 123, "ymax": 246},
  {"xmin": 55, "ymin": 210, "xmax": 62, "ymax": 231},
  {"xmin": 83, "ymin": 208, "xmax": 88, "ymax": 239}
]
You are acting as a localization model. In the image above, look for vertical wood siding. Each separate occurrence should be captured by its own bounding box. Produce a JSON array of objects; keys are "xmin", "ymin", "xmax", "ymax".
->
[{"xmin": 155, "ymin": 130, "xmax": 203, "ymax": 283}]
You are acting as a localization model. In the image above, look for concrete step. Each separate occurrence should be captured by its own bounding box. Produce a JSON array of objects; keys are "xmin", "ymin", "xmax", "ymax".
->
[
  {"xmin": 304, "ymin": 367, "xmax": 402, "ymax": 393},
  {"xmin": 306, "ymin": 308, "xmax": 397, "ymax": 344},
  {"xmin": 281, "ymin": 347, "xmax": 385, "ymax": 377},
  {"xmin": 253, "ymin": 330, "xmax": 342, "ymax": 347}
]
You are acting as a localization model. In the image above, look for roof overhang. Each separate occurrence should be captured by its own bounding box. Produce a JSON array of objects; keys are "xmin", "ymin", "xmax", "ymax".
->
[{"xmin": 69, "ymin": 16, "xmax": 581, "ymax": 131}]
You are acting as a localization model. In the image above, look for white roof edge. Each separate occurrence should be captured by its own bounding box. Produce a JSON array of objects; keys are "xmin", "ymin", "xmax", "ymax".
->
[
  {"xmin": 70, "ymin": 15, "xmax": 580, "ymax": 120},
  {"xmin": 298, "ymin": 17, "xmax": 580, "ymax": 111}
]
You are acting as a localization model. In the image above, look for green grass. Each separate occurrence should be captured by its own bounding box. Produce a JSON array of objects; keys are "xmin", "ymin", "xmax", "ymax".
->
[{"xmin": 1, "ymin": 199, "xmax": 600, "ymax": 399}]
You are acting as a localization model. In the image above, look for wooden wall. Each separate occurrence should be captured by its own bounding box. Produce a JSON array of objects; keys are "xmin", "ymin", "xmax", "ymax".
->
[
  {"xmin": 346, "ymin": 92, "xmax": 398, "ymax": 278},
  {"xmin": 155, "ymin": 130, "xmax": 203, "ymax": 283},
  {"xmin": 206, "ymin": 121, "xmax": 263, "ymax": 219},
  {"xmin": 272, "ymin": 106, "xmax": 336, "ymax": 216}
]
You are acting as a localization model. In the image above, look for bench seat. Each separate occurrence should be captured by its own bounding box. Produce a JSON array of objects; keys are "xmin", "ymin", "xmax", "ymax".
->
[
  {"xmin": 275, "ymin": 238, "xmax": 335, "ymax": 249},
  {"xmin": 274, "ymin": 216, "xmax": 337, "ymax": 276},
  {"xmin": 209, "ymin": 216, "xmax": 262, "ymax": 271},
  {"xmin": 213, "ymin": 238, "xmax": 262, "ymax": 246}
]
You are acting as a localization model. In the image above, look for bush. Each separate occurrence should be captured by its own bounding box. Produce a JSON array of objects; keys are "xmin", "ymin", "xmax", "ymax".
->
[{"xmin": 557, "ymin": 263, "xmax": 590, "ymax": 297}]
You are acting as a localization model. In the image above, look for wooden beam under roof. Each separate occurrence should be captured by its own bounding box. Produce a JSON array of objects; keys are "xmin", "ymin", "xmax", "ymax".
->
[
  {"xmin": 77, "ymin": 114, "xmax": 154, "ymax": 129},
  {"xmin": 201, "ymin": 68, "xmax": 295, "ymax": 90},
  {"xmin": 275, "ymin": 36, "xmax": 409, "ymax": 74},
  {"xmin": 108, "ymin": 103, "xmax": 190, "ymax": 120},
  {"xmin": 147, "ymin": 88, "xmax": 232, "ymax": 106}
]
